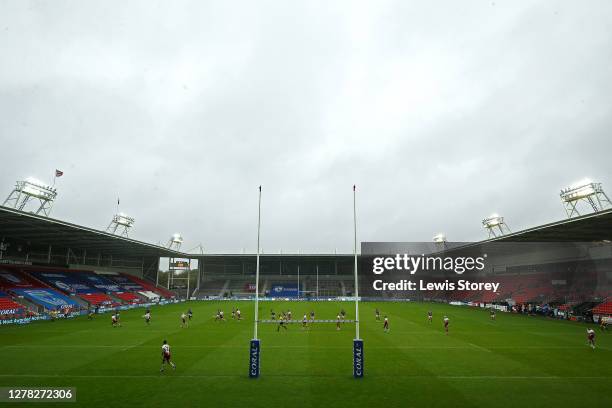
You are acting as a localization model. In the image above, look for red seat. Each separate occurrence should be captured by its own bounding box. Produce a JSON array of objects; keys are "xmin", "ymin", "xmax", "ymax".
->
[
  {"xmin": 593, "ymin": 301, "xmax": 612, "ymax": 314},
  {"xmin": 115, "ymin": 292, "xmax": 140, "ymax": 303},
  {"xmin": 79, "ymin": 293, "xmax": 115, "ymax": 306},
  {"xmin": 0, "ymin": 296, "xmax": 24, "ymax": 311}
]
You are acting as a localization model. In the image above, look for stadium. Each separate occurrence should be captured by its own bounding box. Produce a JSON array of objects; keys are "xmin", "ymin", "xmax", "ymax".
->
[
  {"xmin": 2, "ymin": 2, "xmax": 612, "ymax": 407},
  {"xmin": 0, "ymin": 176, "xmax": 610, "ymax": 407}
]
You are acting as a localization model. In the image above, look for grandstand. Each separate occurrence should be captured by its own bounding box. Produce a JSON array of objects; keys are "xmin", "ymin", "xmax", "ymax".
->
[
  {"xmin": 0, "ymin": 205, "xmax": 182, "ymax": 319},
  {"xmin": 0, "ymin": 205, "xmax": 611, "ymax": 322}
]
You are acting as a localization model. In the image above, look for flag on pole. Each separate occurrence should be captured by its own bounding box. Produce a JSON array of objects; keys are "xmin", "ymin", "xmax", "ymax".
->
[{"xmin": 55, "ymin": 169, "xmax": 64, "ymax": 177}]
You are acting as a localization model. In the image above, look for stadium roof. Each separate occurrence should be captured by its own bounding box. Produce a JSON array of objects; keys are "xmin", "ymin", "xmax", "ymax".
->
[
  {"xmin": 490, "ymin": 208, "xmax": 612, "ymax": 243},
  {"xmin": 1, "ymin": 205, "xmax": 610, "ymax": 261},
  {"xmin": 0, "ymin": 205, "xmax": 188, "ymax": 258}
]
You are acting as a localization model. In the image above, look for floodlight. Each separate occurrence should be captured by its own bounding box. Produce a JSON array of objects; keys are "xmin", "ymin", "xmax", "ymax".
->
[
  {"xmin": 560, "ymin": 178, "xmax": 611, "ymax": 218},
  {"xmin": 3, "ymin": 177, "xmax": 58, "ymax": 216},
  {"xmin": 106, "ymin": 212, "xmax": 135, "ymax": 237},
  {"xmin": 433, "ymin": 233, "xmax": 447, "ymax": 243},
  {"xmin": 167, "ymin": 233, "xmax": 184, "ymax": 250},
  {"xmin": 482, "ymin": 213, "xmax": 510, "ymax": 238}
]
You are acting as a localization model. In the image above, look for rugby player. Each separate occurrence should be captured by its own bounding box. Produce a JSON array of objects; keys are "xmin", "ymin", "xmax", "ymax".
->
[
  {"xmin": 277, "ymin": 314, "xmax": 287, "ymax": 332},
  {"xmin": 111, "ymin": 312, "xmax": 120, "ymax": 328},
  {"xmin": 181, "ymin": 312, "xmax": 188, "ymax": 328},
  {"xmin": 587, "ymin": 328, "xmax": 596, "ymax": 349},
  {"xmin": 160, "ymin": 340, "xmax": 176, "ymax": 372}
]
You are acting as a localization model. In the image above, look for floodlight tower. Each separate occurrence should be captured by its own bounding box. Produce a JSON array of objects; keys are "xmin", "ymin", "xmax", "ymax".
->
[
  {"xmin": 433, "ymin": 233, "xmax": 447, "ymax": 243},
  {"xmin": 482, "ymin": 214, "xmax": 511, "ymax": 238},
  {"xmin": 433, "ymin": 233, "xmax": 447, "ymax": 249},
  {"xmin": 3, "ymin": 178, "xmax": 58, "ymax": 216},
  {"xmin": 106, "ymin": 213, "xmax": 135, "ymax": 237},
  {"xmin": 167, "ymin": 233, "xmax": 183, "ymax": 251},
  {"xmin": 560, "ymin": 179, "xmax": 612, "ymax": 218}
]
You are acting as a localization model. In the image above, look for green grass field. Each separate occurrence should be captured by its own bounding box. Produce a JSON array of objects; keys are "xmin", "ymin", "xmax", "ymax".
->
[{"xmin": 1, "ymin": 301, "xmax": 611, "ymax": 407}]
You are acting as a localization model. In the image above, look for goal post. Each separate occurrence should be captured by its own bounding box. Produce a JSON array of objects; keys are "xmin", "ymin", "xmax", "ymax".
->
[
  {"xmin": 352, "ymin": 185, "xmax": 364, "ymax": 378},
  {"xmin": 249, "ymin": 186, "xmax": 262, "ymax": 378}
]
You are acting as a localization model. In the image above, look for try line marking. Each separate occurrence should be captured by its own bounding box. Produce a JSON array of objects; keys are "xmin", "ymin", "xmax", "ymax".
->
[
  {"xmin": 0, "ymin": 374, "xmax": 609, "ymax": 380},
  {"xmin": 2, "ymin": 344, "xmax": 609, "ymax": 350}
]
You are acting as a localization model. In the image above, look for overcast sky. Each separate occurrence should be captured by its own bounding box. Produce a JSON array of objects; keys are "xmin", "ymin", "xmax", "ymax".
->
[{"xmin": 1, "ymin": 1, "xmax": 611, "ymax": 253}]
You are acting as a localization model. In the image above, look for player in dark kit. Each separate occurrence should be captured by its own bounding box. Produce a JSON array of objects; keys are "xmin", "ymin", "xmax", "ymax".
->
[
  {"xmin": 271, "ymin": 309, "xmax": 276, "ymax": 320},
  {"xmin": 490, "ymin": 309, "xmax": 496, "ymax": 321},
  {"xmin": 277, "ymin": 315, "xmax": 288, "ymax": 332},
  {"xmin": 375, "ymin": 308, "xmax": 380, "ymax": 321},
  {"xmin": 160, "ymin": 340, "xmax": 176, "ymax": 372},
  {"xmin": 187, "ymin": 308, "xmax": 193, "ymax": 321},
  {"xmin": 383, "ymin": 316, "xmax": 389, "ymax": 333}
]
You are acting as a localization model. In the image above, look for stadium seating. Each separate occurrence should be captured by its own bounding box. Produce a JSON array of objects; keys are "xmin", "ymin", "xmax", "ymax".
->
[
  {"xmin": 120, "ymin": 274, "xmax": 176, "ymax": 299},
  {"xmin": 592, "ymin": 301, "xmax": 612, "ymax": 315},
  {"xmin": 138, "ymin": 291, "xmax": 162, "ymax": 301},
  {"xmin": 0, "ymin": 266, "xmax": 52, "ymax": 290},
  {"xmin": 0, "ymin": 266, "xmax": 176, "ymax": 308},
  {"xmin": 114, "ymin": 292, "xmax": 141, "ymax": 303},
  {"xmin": 0, "ymin": 290, "xmax": 26, "ymax": 317},
  {"xmin": 197, "ymin": 279, "xmax": 228, "ymax": 297},
  {"xmin": 0, "ymin": 266, "xmax": 80, "ymax": 311},
  {"xmin": 78, "ymin": 293, "xmax": 115, "ymax": 306}
]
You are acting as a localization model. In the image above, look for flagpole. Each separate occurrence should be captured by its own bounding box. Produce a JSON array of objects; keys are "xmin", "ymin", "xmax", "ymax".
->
[
  {"xmin": 254, "ymin": 185, "xmax": 262, "ymax": 340},
  {"xmin": 353, "ymin": 184, "xmax": 359, "ymax": 340}
]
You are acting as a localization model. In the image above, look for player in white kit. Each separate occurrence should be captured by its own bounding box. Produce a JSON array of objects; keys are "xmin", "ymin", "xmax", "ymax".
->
[{"xmin": 160, "ymin": 340, "xmax": 176, "ymax": 372}]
